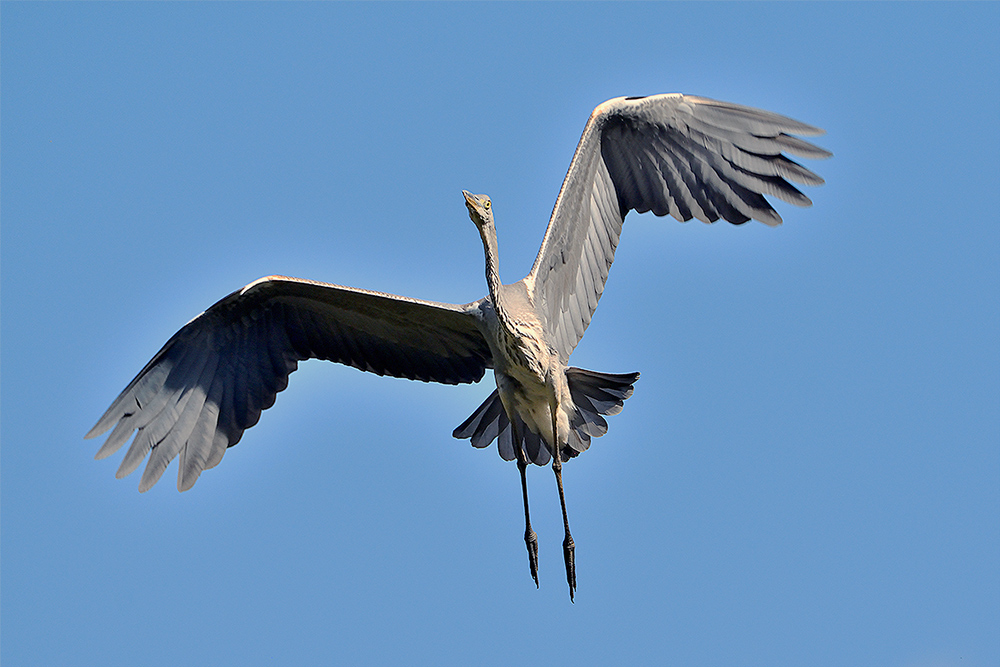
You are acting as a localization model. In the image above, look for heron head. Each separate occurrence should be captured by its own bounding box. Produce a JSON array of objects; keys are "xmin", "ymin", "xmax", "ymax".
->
[{"xmin": 462, "ymin": 190, "xmax": 494, "ymax": 230}]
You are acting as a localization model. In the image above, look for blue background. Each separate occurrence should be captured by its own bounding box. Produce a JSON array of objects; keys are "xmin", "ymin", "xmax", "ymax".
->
[{"xmin": 3, "ymin": 3, "xmax": 998, "ymax": 666}]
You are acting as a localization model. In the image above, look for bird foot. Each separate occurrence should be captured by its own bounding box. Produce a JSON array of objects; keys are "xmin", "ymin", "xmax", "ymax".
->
[
  {"xmin": 525, "ymin": 527, "xmax": 539, "ymax": 588},
  {"xmin": 563, "ymin": 534, "xmax": 576, "ymax": 602}
]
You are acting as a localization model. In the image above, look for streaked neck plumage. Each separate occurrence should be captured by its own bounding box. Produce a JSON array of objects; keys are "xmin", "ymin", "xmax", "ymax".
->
[{"xmin": 478, "ymin": 220, "xmax": 512, "ymax": 328}]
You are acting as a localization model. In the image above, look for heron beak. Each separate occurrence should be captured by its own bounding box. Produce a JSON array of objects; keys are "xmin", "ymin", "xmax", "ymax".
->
[{"xmin": 463, "ymin": 190, "xmax": 479, "ymax": 218}]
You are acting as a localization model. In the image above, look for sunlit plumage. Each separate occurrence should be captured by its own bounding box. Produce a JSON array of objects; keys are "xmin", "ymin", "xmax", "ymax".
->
[{"xmin": 88, "ymin": 93, "xmax": 830, "ymax": 600}]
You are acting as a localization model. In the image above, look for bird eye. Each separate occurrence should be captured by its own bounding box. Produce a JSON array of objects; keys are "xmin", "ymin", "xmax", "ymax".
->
[{"xmin": 485, "ymin": 200, "xmax": 491, "ymax": 210}]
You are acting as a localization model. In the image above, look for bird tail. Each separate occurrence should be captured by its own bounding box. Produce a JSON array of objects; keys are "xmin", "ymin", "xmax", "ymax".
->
[{"xmin": 452, "ymin": 368, "xmax": 640, "ymax": 465}]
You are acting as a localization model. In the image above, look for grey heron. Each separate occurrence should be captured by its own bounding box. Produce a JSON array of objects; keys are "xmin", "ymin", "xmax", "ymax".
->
[{"xmin": 87, "ymin": 93, "xmax": 830, "ymax": 600}]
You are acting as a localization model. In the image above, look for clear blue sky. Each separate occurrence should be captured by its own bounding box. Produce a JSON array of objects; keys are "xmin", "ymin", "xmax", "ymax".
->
[{"xmin": 3, "ymin": 3, "xmax": 998, "ymax": 666}]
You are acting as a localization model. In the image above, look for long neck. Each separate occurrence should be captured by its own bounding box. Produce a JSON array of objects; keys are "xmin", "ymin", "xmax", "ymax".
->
[{"xmin": 479, "ymin": 222, "xmax": 511, "ymax": 325}]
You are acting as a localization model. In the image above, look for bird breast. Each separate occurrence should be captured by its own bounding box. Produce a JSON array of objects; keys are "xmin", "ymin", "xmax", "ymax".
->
[{"xmin": 494, "ymin": 310, "xmax": 552, "ymax": 384}]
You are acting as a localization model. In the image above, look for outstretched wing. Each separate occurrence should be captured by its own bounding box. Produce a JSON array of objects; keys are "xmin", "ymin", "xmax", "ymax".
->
[
  {"xmin": 528, "ymin": 94, "xmax": 831, "ymax": 360},
  {"xmin": 86, "ymin": 275, "xmax": 492, "ymax": 492}
]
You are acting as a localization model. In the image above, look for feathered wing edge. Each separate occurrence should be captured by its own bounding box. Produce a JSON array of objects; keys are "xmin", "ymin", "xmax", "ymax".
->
[{"xmin": 453, "ymin": 368, "xmax": 640, "ymax": 464}]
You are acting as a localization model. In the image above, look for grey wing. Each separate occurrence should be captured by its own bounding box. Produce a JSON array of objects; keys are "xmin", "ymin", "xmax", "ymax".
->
[
  {"xmin": 528, "ymin": 93, "xmax": 832, "ymax": 360},
  {"xmin": 86, "ymin": 275, "xmax": 492, "ymax": 492}
]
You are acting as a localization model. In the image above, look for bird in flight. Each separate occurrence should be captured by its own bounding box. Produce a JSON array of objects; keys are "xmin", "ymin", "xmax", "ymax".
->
[{"xmin": 87, "ymin": 93, "xmax": 830, "ymax": 601}]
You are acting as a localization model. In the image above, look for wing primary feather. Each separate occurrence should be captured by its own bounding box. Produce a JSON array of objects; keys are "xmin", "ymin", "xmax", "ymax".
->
[
  {"xmin": 86, "ymin": 346, "xmax": 175, "ymax": 439},
  {"xmin": 720, "ymin": 159, "xmax": 813, "ymax": 208},
  {"xmin": 139, "ymin": 347, "xmax": 218, "ymax": 492},
  {"xmin": 686, "ymin": 120, "xmax": 825, "ymax": 187},
  {"xmin": 88, "ymin": 355, "xmax": 175, "ymax": 443},
  {"xmin": 177, "ymin": 361, "xmax": 227, "ymax": 490},
  {"xmin": 94, "ymin": 415, "xmax": 142, "ymax": 460},
  {"xmin": 113, "ymin": 338, "xmax": 211, "ymax": 478},
  {"xmin": 684, "ymin": 95, "xmax": 826, "ymax": 136},
  {"xmin": 665, "ymin": 129, "xmax": 777, "ymax": 224},
  {"xmin": 772, "ymin": 133, "xmax": 833, "ymax": 159},
  {"xmin": 661, "ymin": 132, "xmax": 728, "ymax": 223}
]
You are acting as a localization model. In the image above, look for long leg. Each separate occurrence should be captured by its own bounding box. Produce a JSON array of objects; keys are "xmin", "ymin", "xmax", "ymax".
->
[
  {"xmin": 550, "ymin": 400, "xmax": 576, "ymax": 602},
  {"xmin": 511, "ymin": 417, "xmax": 539, "ymax": 587}
]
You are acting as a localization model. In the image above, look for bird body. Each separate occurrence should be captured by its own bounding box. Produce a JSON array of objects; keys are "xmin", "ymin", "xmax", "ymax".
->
[
  {"xmin": 486, "ymin": 296, "xmax": 567, "ymax": 451},
  {"xmin": 88, "ymin": 93, "xmax": 830, "ymax": 600},
  {"xmin": 466, "ymin": 193, "xmax": 571, "ymax": 454}
]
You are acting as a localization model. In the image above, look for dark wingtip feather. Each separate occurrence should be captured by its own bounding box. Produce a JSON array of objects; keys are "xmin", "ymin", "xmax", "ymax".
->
[{"xmin": 774, "ymin": 133, "xmax": 832, "ymax": 159}]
